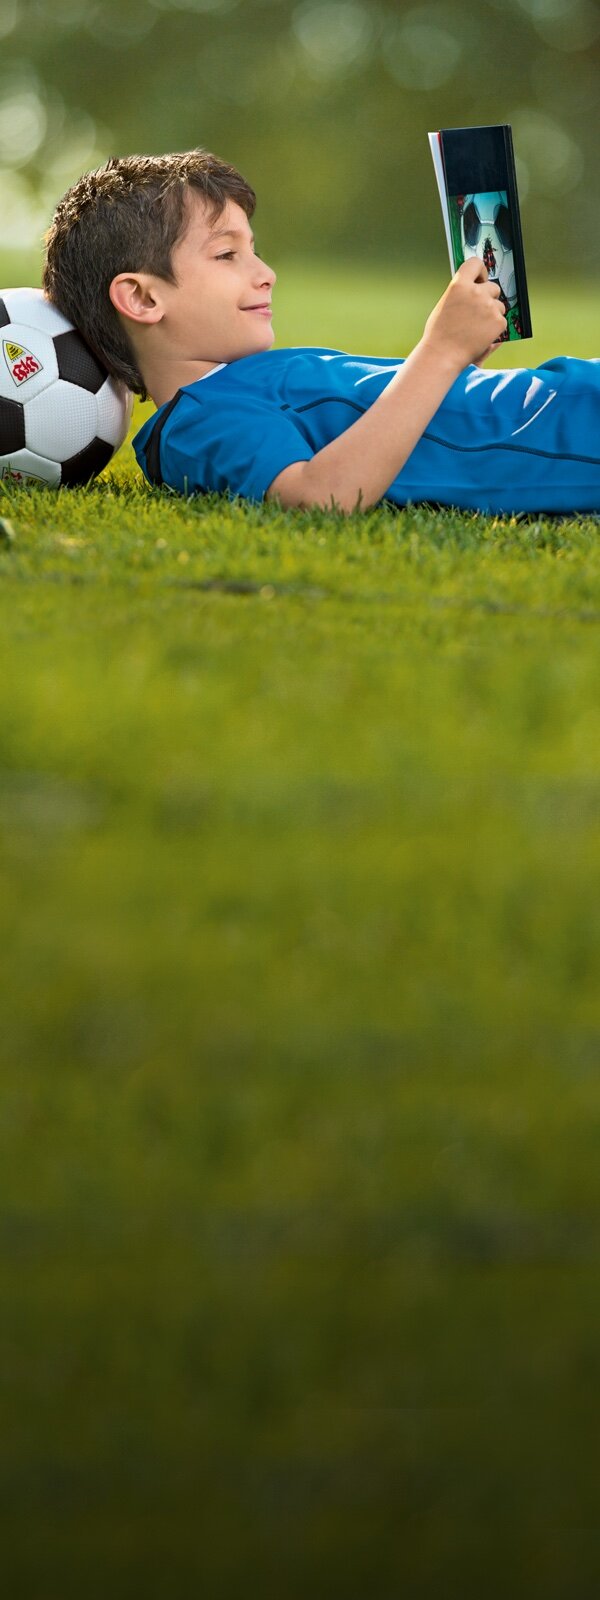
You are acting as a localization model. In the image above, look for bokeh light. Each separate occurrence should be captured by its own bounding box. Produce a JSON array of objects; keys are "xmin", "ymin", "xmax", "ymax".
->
[
  {"xmin": 380, "ymin": 8, "xmax": 464, "ymax": 91},
  {"xmin": 292, "ymin": 1, "xmax": 376, "ymax": 80},
  {"xmin": 509, "ymin": 107, "xmax": 584, "ymax": 196},
  {"xmin": 0, "ymin": 79, "xmax": 47, "ymax": 168},
  {"xmin": 0, "ymin": 0, "xmax": 18, "ymax": 41},
  {"xmin": 516, "ymin": 0, "xmax": 600, "ymax": 49}
]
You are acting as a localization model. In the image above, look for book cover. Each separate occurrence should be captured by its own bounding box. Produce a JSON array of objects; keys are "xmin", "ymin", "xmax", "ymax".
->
[{"xmin": 428, "ymin": 124, "xmax": 532, "ymax": 342}]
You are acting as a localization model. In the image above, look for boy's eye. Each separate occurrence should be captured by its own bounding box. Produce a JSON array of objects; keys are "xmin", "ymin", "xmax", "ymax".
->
[{"xmin": 215, "ymin": 246, "xmax": 258, "ymax": 261}]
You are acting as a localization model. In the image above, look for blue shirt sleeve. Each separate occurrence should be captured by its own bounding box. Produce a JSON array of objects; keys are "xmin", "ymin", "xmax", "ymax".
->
[{"xmin": 160, "ymin": 390, "xmax": 315, "ymax": 504}]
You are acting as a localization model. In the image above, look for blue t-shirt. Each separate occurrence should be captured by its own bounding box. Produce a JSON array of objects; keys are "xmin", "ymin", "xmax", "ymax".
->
[{"xmin": 132, "ymin": 346, "xmax": 600, "ymax": 517}]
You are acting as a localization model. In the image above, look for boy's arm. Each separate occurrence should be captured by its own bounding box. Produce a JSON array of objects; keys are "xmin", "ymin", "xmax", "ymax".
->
[
  {"xmin": 266, "ymin": 339, "xmax": 461, "ymax": 514},
  {"xmin": 266, "ymin": 259, "xmax": 507, "ymax": 515}
]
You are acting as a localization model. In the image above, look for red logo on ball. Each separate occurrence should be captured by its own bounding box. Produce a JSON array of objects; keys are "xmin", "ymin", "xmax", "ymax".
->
[{"xmin": 3, "ymin": 339, "xmax": 43, "ymax": 386}]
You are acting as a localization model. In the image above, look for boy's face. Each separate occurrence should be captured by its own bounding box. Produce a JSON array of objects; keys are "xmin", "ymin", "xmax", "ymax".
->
[{"xmin": 159, "ymin": 191, "xmax": 277, "ymax": 367}]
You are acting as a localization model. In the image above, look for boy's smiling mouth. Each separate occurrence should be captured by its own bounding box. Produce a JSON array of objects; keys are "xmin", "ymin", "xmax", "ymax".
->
[{"xmin": 242, "ymin": 303, "xmax": 272, "ymax": 314}]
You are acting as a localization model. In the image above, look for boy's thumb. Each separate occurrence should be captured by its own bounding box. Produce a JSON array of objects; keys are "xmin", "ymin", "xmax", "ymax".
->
[{"xmin": 458, "ymin": 257, "xmax": 489, "ymax": 283}]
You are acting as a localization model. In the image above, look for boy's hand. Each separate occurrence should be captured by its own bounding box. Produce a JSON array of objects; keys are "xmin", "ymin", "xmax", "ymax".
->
[{"xmin": 421, "ymin": 258, "xmax": 508, "ymax": 371}]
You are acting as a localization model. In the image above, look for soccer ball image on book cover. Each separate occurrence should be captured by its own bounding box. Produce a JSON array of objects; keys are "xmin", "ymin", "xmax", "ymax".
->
[
  {"xmin": 450, "ymin": 190, "xmax": 517, "ymax": 313},
  {"xmin": 0, "ymin": 288, "xmax": 133, "ymax": 487}
]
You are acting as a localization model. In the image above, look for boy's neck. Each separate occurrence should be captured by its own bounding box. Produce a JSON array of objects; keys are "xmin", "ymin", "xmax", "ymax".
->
[{"xmin": 146, "ymin": 354, "xmax": 224, "ymax": 409}]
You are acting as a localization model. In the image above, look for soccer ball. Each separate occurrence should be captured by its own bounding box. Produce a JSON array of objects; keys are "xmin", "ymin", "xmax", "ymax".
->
[
  {"xmin": 0, "ymin": 287, "xmax": 133, "ymax": 488},
  {"xmin": 459, "ymin": 191, "xmax": 516, "ymax": 307}
]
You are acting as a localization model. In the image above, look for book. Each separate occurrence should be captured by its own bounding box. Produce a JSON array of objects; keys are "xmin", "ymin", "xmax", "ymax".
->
[{"xmin": 428, "ymin": 123, "xmax": 532, "ymax": 341}]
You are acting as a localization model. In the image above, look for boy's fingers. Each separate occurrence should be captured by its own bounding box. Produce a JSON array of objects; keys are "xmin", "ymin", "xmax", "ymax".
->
[{"xmin": 457, "ymin": 257, "xmax": 489, "ymax": 283}]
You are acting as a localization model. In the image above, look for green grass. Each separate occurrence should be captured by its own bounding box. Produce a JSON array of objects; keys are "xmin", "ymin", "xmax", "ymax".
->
[{"xmin": 0, "ymin": 266, "xmax": 599, "ymax": 1597}]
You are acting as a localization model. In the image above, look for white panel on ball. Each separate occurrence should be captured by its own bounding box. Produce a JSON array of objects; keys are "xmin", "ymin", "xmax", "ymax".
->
[
  {"xmin": 1, "ymin": 449, "xmax": 61, "ymax": 487},
  {"xmin": 0, "ymin": 324, "xmax": 58, "ymax": 404},
  {"xmin": 25, "ymin": 378, "xmax": 97, "ymax": 461},
  {"xmin": 1, "ymin": 287, "xmax": 74, "ymax": 337},
  {"xmin": 96, "ymin": 376, "xmax": 134, "ymax": 448}
]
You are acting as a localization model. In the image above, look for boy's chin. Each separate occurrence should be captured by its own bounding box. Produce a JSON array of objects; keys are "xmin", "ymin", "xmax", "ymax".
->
[
  {"xmin": 232, "ymin": 323, "xmax": 275, "ymax": 361},
  {"xmin": 246, "ymin": 323, "xmax": 275, "ymax": 350}
]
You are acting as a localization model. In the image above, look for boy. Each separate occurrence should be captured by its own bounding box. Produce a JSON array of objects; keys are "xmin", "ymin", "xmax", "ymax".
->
[{"xmin": 43, "ymin": 149, "xmax": 600, "ymax": 517}]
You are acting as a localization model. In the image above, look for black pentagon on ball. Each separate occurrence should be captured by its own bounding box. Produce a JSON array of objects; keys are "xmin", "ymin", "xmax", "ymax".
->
[
  {"xmin": 463, "ymin": 201, "xmax": 480, "ymax": 248},
  {"xmin": 53, "ymin": 330, "xmax": 107, "ymax": 394},
  {"xmin": 0, "ymin": 299, "xmax": 11, "ymax": 329},
  {"xmin": 60, "ymin": 436, "xmax": 114, "ymax": 487},
  {"xmin": 0, "ymin": 394, "xmax": 26, "ymax": 452}
]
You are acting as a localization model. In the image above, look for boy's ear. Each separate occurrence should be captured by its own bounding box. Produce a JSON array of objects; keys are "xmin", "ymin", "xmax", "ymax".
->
[{"xmin": 109, "ymin": 272, "xmax": 164, "ymax": 326}]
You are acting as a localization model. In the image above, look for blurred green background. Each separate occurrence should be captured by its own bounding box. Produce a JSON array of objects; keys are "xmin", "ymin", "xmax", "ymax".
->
[{"xmin": 1, "ymin": 0, "xmax": 599, "ymax": 280}]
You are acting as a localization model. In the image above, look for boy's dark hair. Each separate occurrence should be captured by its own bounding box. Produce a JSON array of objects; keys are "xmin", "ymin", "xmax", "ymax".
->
[{"xmin": 42, "ymin": 149, "xmax": 256, "ymax": 398}]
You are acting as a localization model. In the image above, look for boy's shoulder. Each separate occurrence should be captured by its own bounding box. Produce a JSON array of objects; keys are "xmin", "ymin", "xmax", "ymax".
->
[
  {"xmin": 131, "ymin": 348, "xmax": 323, "ymax": 499},
  {"xmin": 177, "ymin": 345, "xmax": 346, "ymax": 396},
  {"xmin": 133, "ymin": 347, "xmax": 343, "ymax": 445}
]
